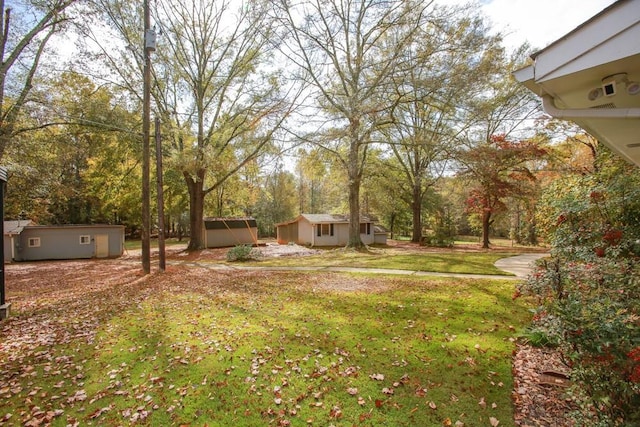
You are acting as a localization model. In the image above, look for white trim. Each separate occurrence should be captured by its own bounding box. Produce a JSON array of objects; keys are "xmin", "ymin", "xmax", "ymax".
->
[
  {"xmin": 79, "ymin": 235, "xmax": 91, "ymax": 245},
  {"xmin": 28, "ymin": 237, "xmax": 40, "ymax": 248},
  {"xmin": 542, "ymin": 94, "xmax": 640, "ymax": 119}
]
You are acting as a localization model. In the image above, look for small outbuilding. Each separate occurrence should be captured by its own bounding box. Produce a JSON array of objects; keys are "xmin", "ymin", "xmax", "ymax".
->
[
  {"xmin": 204, "ymin": 217, "xmax": 258, "ymax": 248},
  {"xmin": 3, "ymin": 220, "xmax": 35, "ymax": 262},
  {"xmin": 373, "ymin": 225, "xmax": 388, "ymax": 245},
  {"xmin": 276, "ymin": 214, "xmax": 378, "ymax": 247},
  {"xmin": 4, "ymin": 222, "xmax": 125, "ymax": 262}
]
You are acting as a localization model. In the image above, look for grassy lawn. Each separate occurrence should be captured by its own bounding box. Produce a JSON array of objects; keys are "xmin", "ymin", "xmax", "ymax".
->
[
  {"xmin": 0, "ymin": 262, "xmax": 531, "ymax": 426},
  {"xmin": 256, "ymin": 248, "xmax": 516, "ymax": 276},
  {"xmin": 124, "ymin": 238, "xmax": 187, "ymax": 251}
]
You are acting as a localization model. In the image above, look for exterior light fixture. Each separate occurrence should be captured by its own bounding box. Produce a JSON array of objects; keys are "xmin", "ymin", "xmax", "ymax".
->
[
  {"xmin": 601, "ymin": 74, "xmax": 622, "ymax": 97},
  {"xmin": 627, "ymin": 80, "xmax": 640, "ymax": 96},
  {"xmin": 589, "ymin": 73, "xmax": 640, "ymax": 99},
  {"xmin": 588, "ymin": 87, "xmax": 603, "ymax": 101}
]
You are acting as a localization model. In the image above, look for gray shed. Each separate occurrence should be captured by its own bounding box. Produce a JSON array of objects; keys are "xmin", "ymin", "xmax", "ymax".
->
[
  {"xmin": 6, "ymin": 223, "xmax": 125, "ymax": 262},
  {"xmin": 3, "ymin": 220, "xmax": 36, "ymax": 262}
]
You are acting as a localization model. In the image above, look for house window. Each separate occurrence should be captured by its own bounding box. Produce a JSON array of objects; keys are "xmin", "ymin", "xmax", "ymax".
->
[
  {"xmin": 317, "ymin": 223, "xmax": 334, "ymax": 236},
  {"xmin": 79, "ymin": 235, "xmax": 91, "ymax": 245},
  {"xmin": 360, "ymin": 223, "xmax": 371, "ymax": 235},
  {"xmin": 28, "ymin": 237, "xmax": 41, "ymax": 248}
]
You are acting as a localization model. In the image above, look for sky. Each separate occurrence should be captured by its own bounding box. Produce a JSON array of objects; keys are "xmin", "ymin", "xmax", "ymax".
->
[{"xmin": 478, "ymin": 0, "xmax": 618, "ymax": 51}]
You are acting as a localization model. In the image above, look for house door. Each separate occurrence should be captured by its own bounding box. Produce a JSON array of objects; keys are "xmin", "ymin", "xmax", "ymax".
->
[{"xmin": 95, "ymin": 234, "xmax": 109, "ymax": 258}]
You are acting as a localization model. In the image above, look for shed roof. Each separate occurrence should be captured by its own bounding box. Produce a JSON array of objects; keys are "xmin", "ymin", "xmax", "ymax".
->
[
  {"xmin": 276, "ymin": 213, "xmax": 377, "ymax": 227},
  {"xmin": 3, "ymin": 220, "xmax": 36, "ymax": 235},
  {"xmin": 204, "ymin": 217, "xmax": 257, "ymax": 230}
]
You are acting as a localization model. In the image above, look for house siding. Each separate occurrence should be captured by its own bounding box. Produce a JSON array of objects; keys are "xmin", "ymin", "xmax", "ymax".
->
[
  {"xmin": 312, "ymin": 221, "xmax": 343, "ymax": 246},
  {"xmin": 277, "ymin": 223, "xmax": 298, "ymax": 245},
  {"xmin": 3, "ymin": 236, "xmax": 12, "ymax": 263},
  {"xmin": 298, "ymin": 219, "xmax": 314, "ymax": 245}
]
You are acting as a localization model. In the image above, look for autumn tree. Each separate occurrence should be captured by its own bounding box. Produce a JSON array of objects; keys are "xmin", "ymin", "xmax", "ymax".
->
[
  {"xmin": 0, "ymin": 0, "xmax": 78, "ymax": 161},
  {"xmin": 272, "ymin": 0, "xmax": 433, "ymax": 248},
  {"xmin": 362, "ymin": 152, "xmax": 411, "ymax": 239},
  {"xmin": 3, "ymin": 72, "xmax": 141, "ymax": 226},
  {"xmin": 383, "ymin": 5, "xmax": 504, "ymax": 242},
  {"xmin": 251, "ymin": 164, "xmax": 297, "ymax": 237},
  {"xmin": 86, "ymin": 0, "xmax": 296, "ymax": 250},
  {"xmin": 456, "ymin": 134, "xmax": 546, "ymax": 248},
  {"xmin": 295, "ymin": 148, "xmax": 328, "ymax": 214}
]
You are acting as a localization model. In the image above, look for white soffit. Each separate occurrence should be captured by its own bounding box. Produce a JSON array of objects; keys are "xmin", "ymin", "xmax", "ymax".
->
[{"xmin": 533, "ymin": 0, "xmax": 640, "ymax": 83}]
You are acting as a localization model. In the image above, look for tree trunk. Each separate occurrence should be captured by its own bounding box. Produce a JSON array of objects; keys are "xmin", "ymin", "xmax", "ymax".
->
[
  {"xmin": 389, "ymin": 212, "xmax": 396, "ymax": 240},
  {"xmin": 0, "ymin": 129, "xmax": 10, "ymax": 163},
  {"xmin": 347, "ymin": 136, "xmax": 363, "ymax": 248},
  {"xmin": 481, "ymin": 209, "xmax": 491, "ymax": 249},
  {"xmin": 411, "ymin": 183, "xmax": 422, "ymax": 243},
  {"xmin": 347, "ymin": 175, "xmax": 363, "ymax": 248},
  {"xmin": 184, "ymin": 170, "xmax": 206, "ymax": 251}
]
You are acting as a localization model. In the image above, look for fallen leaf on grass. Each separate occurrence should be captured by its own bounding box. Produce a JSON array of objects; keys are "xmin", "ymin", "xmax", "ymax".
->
[
  {"xmin": 489, "ymin": 417, "xmax": 500, "ymax": 426},
  {"xmin": 369, "ymin": 373, "xmax": 384, "ymax": 381},
  {"xmin": 478, "ymin": 397, "xmax": 486, "ymax": 409},
  {"xmin": 329, "ymin": 406, "xmax": 342, "ymax": 419}
]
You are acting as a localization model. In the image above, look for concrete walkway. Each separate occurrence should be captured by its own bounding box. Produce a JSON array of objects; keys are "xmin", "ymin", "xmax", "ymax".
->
[{"xmin": 493, "ymin": 252, "xmax": 549, "ymax": 278}]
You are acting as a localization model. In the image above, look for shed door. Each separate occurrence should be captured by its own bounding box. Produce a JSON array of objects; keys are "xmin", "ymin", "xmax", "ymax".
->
[{"xmin": 95, "ymin": 234, "xmax": 109, "ymax": 258}]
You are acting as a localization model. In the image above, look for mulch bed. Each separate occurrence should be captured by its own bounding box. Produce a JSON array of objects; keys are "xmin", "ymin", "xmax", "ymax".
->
[{"xmin": 512, "ymin": 344, "xmax": 577, "ymax": 426}]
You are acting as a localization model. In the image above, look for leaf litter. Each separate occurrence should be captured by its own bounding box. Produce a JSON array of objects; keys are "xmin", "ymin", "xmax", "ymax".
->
[{"xmin": 0, "ymin": 252, "xmax": 572, "ymax": 426}]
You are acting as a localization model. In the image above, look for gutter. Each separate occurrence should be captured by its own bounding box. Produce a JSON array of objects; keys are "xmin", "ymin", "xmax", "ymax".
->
[{"xmin": 542, "ymin": 94, "xmax": 640, "ymax": 119}]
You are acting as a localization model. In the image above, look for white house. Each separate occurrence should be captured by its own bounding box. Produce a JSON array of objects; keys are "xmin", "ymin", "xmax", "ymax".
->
[
  {"xmin": 513, "ymin": 0, "xmax": 640, "ymax": 166},
  {"xmin": 276, "ymin": 214, "xmax": 378, "ymax": 247}
]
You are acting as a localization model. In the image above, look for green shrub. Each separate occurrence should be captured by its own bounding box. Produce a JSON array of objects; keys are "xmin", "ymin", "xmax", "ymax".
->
[
  {"xmin": 226, "ymin": 245, "xmax": 261, "ymax": 262},
  {"xmin": 517, "ymin": 149, "xmax": 640, "ymax": 425}
]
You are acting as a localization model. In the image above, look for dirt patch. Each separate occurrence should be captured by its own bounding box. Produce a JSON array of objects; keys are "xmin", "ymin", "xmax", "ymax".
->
[
  {"xmin": 255, "ymin": 242, "xmax": 321, "ymax": 257},
  {"xmin": 296, "ymin": 274, "xmax": 392, "ymax": 293},
  {"xmin": 139, "ymin": 241, "xmax": 320, "ymax": 262}
]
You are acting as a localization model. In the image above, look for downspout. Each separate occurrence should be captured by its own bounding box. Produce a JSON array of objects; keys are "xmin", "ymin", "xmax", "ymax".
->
[{"xmin": 542, "ymin": 94, "xmax": 640, "ymax": 119}]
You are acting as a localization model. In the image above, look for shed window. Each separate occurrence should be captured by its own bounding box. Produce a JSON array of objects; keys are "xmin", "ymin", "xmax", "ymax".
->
[
  {"xmin": 28, "ymin": 237, "xmax": 41, "ymax": 248},
  {"xmin": 317, "ymin": 223, "xmax": 334, "ymax": 236},
  {"xmin": 360, "ymin": 223, "xmax": 371, "ymax": 235},
  {"xmin": 79, "ymin": 235, "xmax": 91, "ymax": 245}
]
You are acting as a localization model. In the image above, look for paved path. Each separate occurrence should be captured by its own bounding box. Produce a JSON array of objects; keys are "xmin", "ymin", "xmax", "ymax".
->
[
  {"xmin": 173, "ymin": 252, "xmax": 550, "ymax": 281},
  {"xmin": 493, "ymin": 252, "xmax": 549, "ymax": 278}
]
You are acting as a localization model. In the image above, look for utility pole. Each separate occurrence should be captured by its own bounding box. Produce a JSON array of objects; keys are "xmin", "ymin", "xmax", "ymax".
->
[
  {"xmin": 0, "ymin": 168, "xmax": 9, "ymax": 320},
  {"xmin": 141, "ymin": 0, "xmax": 155, "ymax": 274},
  {"xmin": 155, "ymin": 117, "xmax": 166, "ymax": 271}
]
